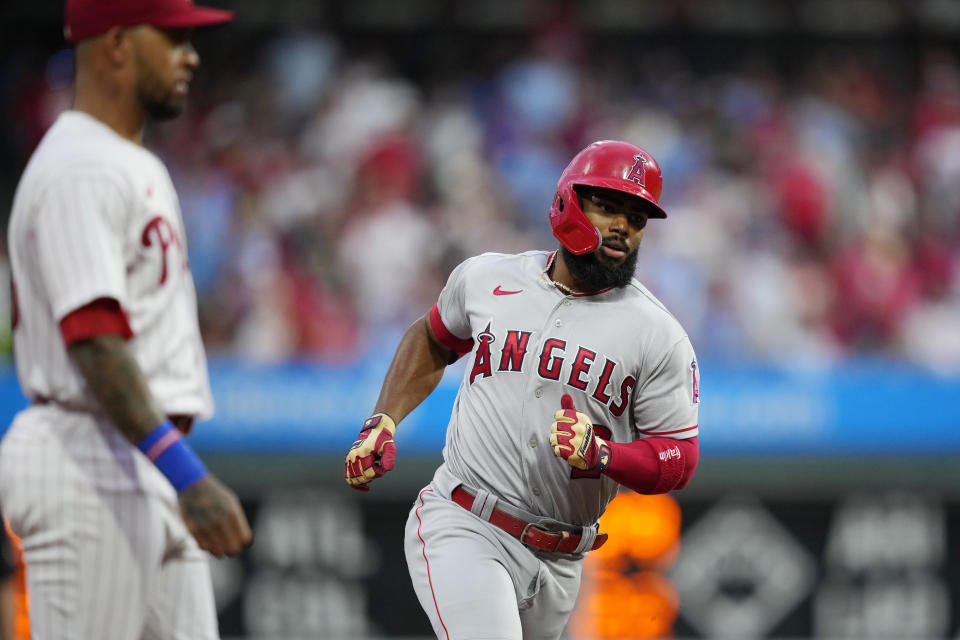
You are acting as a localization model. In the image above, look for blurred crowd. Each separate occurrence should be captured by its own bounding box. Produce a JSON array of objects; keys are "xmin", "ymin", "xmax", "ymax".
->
[{"xmin": 3, "ymin": 22, "xmax": 960, "ymax": 372}]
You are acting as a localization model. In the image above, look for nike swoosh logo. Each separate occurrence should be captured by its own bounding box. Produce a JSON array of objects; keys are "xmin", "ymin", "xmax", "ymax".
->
[{"xmin": 493, "ymin": 285, "xmax": 523, "ymax": 296}]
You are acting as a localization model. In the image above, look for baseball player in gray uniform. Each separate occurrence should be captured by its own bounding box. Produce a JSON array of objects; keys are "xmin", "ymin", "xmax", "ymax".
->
[
  {"xmin": 345, "ymin": 140, "xmax": 701, "ymax": 639},
  {"xmin": 0, "ymin": 1, "xmax": 251, "ymax": 638}
]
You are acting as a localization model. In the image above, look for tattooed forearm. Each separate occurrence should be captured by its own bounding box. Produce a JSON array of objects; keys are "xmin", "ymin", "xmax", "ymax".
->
[
  {"xmin": 67, "ymin": 335, "xmax": 165, "ymax": 445},
  {"xmin": 179, "ymin": 482, "xmax": 229, "ymax": 523}
]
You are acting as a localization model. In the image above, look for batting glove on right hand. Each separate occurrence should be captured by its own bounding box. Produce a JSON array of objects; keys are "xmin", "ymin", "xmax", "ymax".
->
[
  {"xmin": 550, "ymin": 394, "xmax": 610, "ymax": 472},
  {"xmin": 345, "ymin": 413, "xmax": 397, "ymax": 491}
]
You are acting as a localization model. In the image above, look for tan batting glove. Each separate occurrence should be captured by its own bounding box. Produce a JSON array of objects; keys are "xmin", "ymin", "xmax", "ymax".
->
[
  {"xmin": 345, "ymin": 413, "xmax": 397, "ymax": 491},
  {"xmin": 550, "ymin": 394, "xmax": 610, "ymax": 472}
]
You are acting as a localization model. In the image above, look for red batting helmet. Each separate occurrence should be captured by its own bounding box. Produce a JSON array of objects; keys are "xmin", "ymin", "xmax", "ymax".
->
[{"xmin": 549, "ymin": 140, "xmax": 667, "ymax": 255}]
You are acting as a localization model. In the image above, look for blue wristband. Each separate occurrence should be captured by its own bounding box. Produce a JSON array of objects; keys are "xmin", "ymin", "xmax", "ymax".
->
[{"xmin": 138, "ymin": 421, "xmax": 208, "ymax": 492}]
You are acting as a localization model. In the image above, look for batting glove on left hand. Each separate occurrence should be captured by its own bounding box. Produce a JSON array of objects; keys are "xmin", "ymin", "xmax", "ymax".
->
[
  {"xmin": 345, "ymin": 413, "xmax": 397, "ymax": 491},
  {"xmin": 550, "ymin": 394, "xmax": 611, "ymax": 472}
]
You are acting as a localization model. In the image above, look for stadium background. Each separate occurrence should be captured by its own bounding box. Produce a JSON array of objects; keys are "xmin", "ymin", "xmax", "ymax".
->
[{"xmin": 3, "ymin": 0, "xmax": 960, "ymax": 638}]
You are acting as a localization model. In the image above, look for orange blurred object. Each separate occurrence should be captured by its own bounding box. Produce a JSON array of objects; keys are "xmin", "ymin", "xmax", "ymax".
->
[
  {"xmin": 590, "ymin": 492, "xmax": 682, "ymax": 571},
  {"xmin": 571, "ymin": 493, "xmax": 683, "ymax": 639},
  {"xmin": 573, "ymin": 570, "xmax": 679, "ymax": 639},
  {"xmin": 2, "ymin": 520, "xmax": 29, "ymax": 640}
]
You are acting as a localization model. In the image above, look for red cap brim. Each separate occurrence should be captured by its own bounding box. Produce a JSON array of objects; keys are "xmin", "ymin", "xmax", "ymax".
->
[
  {"xmin": 65, "ymin": 4, "xmax": 234, "ymax": 44},
  {"xmin": 150, "ymin": 6, "xmax": 235, "ymax": 29}
]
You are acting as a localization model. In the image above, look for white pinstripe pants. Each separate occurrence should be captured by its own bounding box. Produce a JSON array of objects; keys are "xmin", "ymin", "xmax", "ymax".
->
[{"xmin": 0, "ymin": 405, "xmax": 218, "ymax": 640}]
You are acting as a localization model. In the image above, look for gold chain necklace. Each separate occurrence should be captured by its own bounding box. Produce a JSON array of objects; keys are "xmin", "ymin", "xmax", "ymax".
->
[{"xmin": 539, "ymin": 252, "xmax": 578, "ymax": 296}]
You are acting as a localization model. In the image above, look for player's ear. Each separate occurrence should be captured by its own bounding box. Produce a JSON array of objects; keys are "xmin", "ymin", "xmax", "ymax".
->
[{"xmin": 101, "ymin": 27, "xmax": 132, "ymax": 67}]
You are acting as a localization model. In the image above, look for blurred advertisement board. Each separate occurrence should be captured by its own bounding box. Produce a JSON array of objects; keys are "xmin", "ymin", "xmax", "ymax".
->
[{"xmin": 207, "ymin": 487, "xmax": 960, "ymax": 639}]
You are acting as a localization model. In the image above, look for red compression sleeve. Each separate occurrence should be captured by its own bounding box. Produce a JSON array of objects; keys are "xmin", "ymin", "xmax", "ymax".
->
[
  {"xmin": 604, "ymin": 436, "xmax": 699, "ymax": 495},
  {"xmin": 428, "ymin": 303, "xmax": 474, "ymax": 358},
  {"xmin": 59, "ymin": 298, "xmax": 134, "ymax": 347}
]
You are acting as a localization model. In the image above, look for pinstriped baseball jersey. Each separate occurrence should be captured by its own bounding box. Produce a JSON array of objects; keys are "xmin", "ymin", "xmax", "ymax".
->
[
  {"xmin": 8, "ymin": 110, "xmax": 213, "ymax": 419},
  {"xmin": 431, "ymin": 250, "xmax": 699, "ymax": 526},
  {"xmin": 2, "ymin": 110, "xmax": 220, "ymax": 640}
]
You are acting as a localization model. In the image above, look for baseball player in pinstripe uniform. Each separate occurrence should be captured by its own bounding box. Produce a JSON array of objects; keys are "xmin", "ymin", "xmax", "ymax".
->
[
  {"xmin": 0, "ymin": 1, "xmax": 251, "ymax": 638},
  {"xmin": 345, "ymin": 140, "xmax": 701, "ymax": 639}
]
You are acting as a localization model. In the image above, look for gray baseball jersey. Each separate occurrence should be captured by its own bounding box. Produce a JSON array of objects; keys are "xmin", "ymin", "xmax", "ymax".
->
[
  {"xmin": 404, "ymin": 249, "xmax": 699, "ymax": 639},
  {"xmin": 434, "ymin": 250, "xmax": 698, "ymax": 524},
  {"xmin": 0, "ymin": 110, "xmax": 218, "ymax": 639}
]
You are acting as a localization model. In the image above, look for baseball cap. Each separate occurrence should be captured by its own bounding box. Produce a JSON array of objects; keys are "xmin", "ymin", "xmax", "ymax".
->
[{"xmin": 65, "ymin": 0, "xmax": 234, "ymax": 44}]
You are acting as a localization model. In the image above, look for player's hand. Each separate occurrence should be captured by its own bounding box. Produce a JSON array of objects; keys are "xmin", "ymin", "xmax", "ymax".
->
[
  {"xmin": 550, "ymin": 394, "xmax": 610, "ymax": 471},
  {"xmin": 178, "ymin": 475, "xmax": 252, "ymax": 558},
  {"xmin": 345, "ymin": 413, "xmax": 397, "ymax": 491}
]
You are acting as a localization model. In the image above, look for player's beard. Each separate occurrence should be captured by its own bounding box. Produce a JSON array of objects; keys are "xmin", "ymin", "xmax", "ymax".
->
[
  {"xmin": 561, "ymin": 238, "xmax": 640, "ymax": 291},
  {"xmin": 138, "ymin": 86, "xmax": 186, "ymax": 121},
  {"xmin": 136, "ymin": 66, "xmax": 186, "ymax": 121}
]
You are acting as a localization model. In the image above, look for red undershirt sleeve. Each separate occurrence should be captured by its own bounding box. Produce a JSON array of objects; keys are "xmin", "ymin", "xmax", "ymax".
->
[
  {"xmin": 604, "ymin": 436, "xmax": 699, "ymax": 495},
  {"xmin": 429, "ymin": 303, "xmax": 474, "ymax": 358},
  {"xmin": 59, "ymin": 297, "xmax": 134, "ymax": 347}
]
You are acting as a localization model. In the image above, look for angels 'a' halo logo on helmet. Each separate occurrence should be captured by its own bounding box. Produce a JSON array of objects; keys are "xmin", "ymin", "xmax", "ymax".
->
[
  {"xmin": 549, "ymin": 140, "xmax": 667, "ymax": 255},
  {"xmin": 626, "ymin": 154, "xmax": 648, "ymax": 186}
]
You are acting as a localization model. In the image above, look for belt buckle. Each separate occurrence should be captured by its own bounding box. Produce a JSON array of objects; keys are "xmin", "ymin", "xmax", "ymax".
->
[
  {"xmin": 519, "ymin": 522, "xmax": 538, "ymax": 547},
  {"xmin": 519, "ymin": 522, "xmax": 571, "ymax": 552}
]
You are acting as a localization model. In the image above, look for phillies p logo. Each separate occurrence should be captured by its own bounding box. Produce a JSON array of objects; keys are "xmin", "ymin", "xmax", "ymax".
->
[
  {"xmin": 141, "ymin": 216, "xmax": 185, "ymax": 286},
  {"xmin": 626, "ymin": 154, "xmax": 647, "ymax": 186}
]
